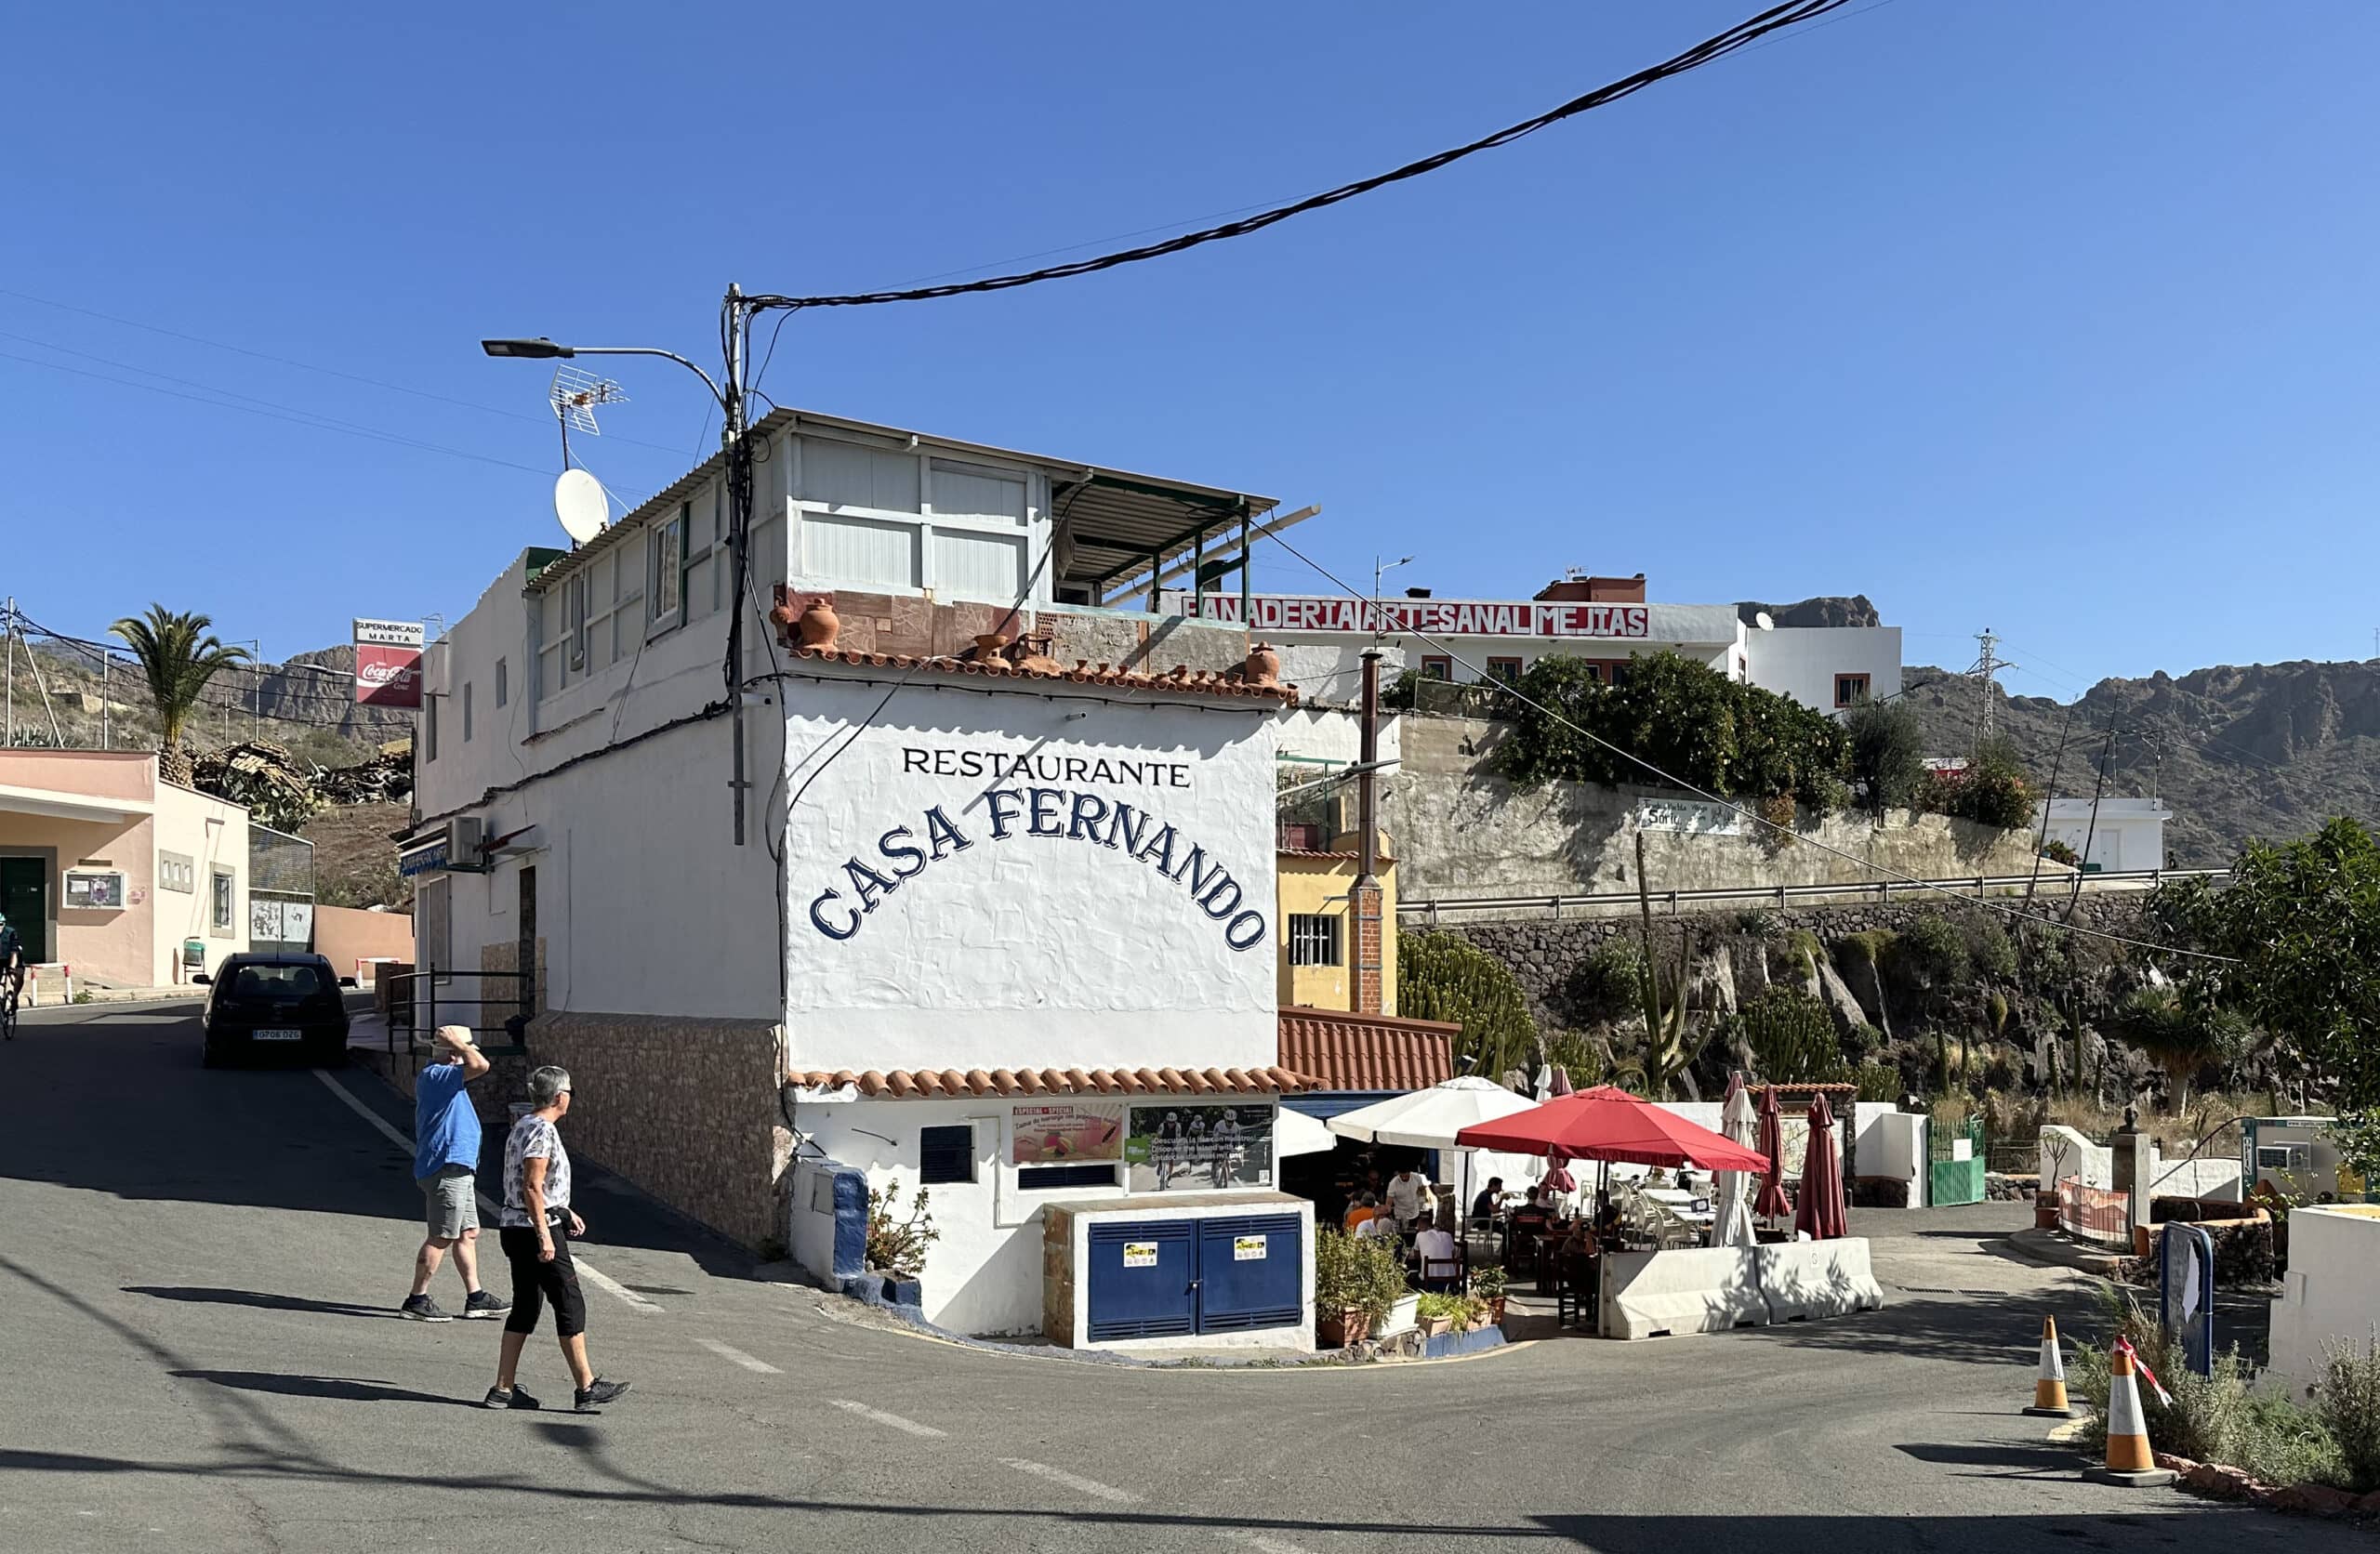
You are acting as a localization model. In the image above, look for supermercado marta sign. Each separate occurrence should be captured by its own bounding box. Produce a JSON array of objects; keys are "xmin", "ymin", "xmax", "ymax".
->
[{"xmin": 804, "ymin": 744, "xmax": 1267, "ymax": 951}]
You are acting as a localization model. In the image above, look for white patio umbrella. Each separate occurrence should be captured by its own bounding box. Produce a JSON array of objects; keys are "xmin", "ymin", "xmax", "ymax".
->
[
  {"xmin": 1710, "ymin": 1074, "xmax": 1760, "ymax": 1248},
  {"xmin": 1329, "ymin": 1077, "xmax": 1541, "ymax": 1250},
  {"xmin": 1274, "ymin": 1106, "xmax": 1338, "ymax": 1160}
]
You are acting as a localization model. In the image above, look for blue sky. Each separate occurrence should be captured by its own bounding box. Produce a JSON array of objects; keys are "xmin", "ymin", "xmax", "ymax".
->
[{"xmin": 5, "ymin": 2, "xmax": 2376, "ymax": 698}]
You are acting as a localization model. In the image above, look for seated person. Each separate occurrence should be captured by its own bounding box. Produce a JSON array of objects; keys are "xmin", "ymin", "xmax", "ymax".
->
[
  {"xmin": 1593, "ymin": 1195, "xmax": 1624, "ymax": 1243},
  {"xmin": 1413, "ymin": 1223, "xmax": 1458, "ymax": 1267},
  {"xmin": 1342, "ymin": 1192, "xmax": 1382, "ymax": 1234},
  {"xmin": 1514, "ymin": 1186, "xmax": 1552, "ymax": 1219},
  {"xmin": 1470, "ymin": 1176, "xmax": 1506, "ymax": 1223},
  {"xmin": 1355, "ymin": 1203, "xmax": 1398, "ymax": 1242}
]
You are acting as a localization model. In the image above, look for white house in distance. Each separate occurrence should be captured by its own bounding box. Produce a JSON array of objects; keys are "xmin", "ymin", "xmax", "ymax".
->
[
  {"xmin": 404, "ymin": 408, "xmax": 1320, "ymax": 1346},
  {"xmin": 1179, "ymin": 573, "xmax": 1904, "ymax": 763},
  {"xmin": 2038, "ymin": 797, "xmax": 2171, "ymax": 872}
]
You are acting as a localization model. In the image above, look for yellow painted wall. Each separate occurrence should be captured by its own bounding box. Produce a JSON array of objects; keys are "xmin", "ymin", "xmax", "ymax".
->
[{"xmin": 1274, "ymin": 854, "xmax": 1396, "ymax": 1016}]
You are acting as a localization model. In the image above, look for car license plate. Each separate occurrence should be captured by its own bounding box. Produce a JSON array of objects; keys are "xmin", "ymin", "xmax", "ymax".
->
[{"xmin": 253, "ymin": 1029, "xmax": 304, "ymax": 1042}]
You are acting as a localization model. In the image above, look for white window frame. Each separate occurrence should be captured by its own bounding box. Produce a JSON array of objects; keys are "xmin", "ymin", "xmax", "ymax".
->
[
  {"xmin": 1288, "ymin": 913, "xmax": 1342, "ymax": 968},
  {"xmin": 650, "ymin": 508, "xmax": 687, "ymax": 633},
  {"xmin": 209, "ymin": 868, "xmax": 236, "ymax": 938}
]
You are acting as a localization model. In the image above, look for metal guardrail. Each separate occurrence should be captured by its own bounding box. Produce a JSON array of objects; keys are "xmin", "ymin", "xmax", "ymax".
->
[
  {"xmin": 384, "ymin": 968, "xmax": 533, "ymax": 1073},
  {"xmin": 1398, "ymin": 867, "xmax": 2229, "ymax": 923}
]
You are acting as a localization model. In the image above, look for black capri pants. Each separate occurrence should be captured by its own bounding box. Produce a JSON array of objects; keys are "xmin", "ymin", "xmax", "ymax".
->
[{"xmin": 499, "ymin": 1219, "xmax": 588, "ymax": 1338}]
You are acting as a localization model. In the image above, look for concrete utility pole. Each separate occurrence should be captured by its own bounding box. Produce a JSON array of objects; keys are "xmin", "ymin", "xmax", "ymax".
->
[{"xmin": 3, "ymin": 598, "xmax": 13, "ymax": 749}]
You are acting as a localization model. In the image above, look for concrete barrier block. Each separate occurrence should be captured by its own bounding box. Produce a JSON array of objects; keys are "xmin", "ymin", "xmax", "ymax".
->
[
  {"xmin": 1757, "ymin": 1238, "xmax": 1885, "ymax": 1323},
  {"xmin": 1599, "ymin": 1246, "xmax": 1766, "ymax": 1340}
]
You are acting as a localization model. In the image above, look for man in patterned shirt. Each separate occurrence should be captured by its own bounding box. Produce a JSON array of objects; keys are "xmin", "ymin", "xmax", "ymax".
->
[{"xmin": 483, "ymin": 1065, "xmax": 628, "ymax": 1413}]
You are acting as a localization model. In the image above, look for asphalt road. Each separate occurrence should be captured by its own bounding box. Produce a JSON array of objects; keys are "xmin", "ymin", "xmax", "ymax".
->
[{"xmin": 0, "ymin": 1000, "xmax": 2362, "ymax": 1554}]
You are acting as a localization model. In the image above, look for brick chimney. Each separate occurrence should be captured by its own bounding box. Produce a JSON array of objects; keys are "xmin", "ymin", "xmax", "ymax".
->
[{"xmin": 1351, "ymin": 878, "xmax": 1385, "ymax": 1016}]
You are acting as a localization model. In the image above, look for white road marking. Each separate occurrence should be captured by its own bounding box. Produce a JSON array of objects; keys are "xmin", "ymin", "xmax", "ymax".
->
[
  {"xmin": 998, "ymin": 1458, "xmax": 1137, "ymax": 1503},
  {"xmin": 827, "ymin": 1399, "xmax": 946, "ymax": 1438},
  {"xmin": 695, "ymin": 1337, "xmax": 780, "ymax": 1374},
  {"xmin": 1216, "ymin": 1532, "xmax": 1317, "ymax": 1554},
  {"xmin": 312, "ymin": 1069, "xmax": 659, "ymax": 1312}
]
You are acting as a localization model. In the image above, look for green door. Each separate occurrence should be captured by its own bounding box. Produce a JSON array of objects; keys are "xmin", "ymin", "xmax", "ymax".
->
[{"xmin": 0, "ymin": 858, "xmax": 47, "ymax": 964}]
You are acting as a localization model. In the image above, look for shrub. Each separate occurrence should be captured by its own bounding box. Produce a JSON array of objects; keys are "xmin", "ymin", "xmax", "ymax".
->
[
  {"xmin": 1414, "ymin": 1291, "xmax": 1468, "ymax": 1324},
  {"xmin": 2317, "ymin": 1329, "xmax": 2380, "ymax": 1494},
  {"xmin": 1402, "ymin": 932, "xmax": 1538, "ymax": 1082},
  {"xmin": 1854, "ymin": 1060, "xmax": 1901, "ymax": 1102},
  {"xmin": 1843, "ymin": 696, "xmax": 1926, "ymax": 814},
  {"xmin": 865, "ymin": 1178, "xmax": 939, "ymax": 1274},
  {"xmin": 1964, "ymin": 917, "xmax": 2017, "ymax": 981},
  {"xmin": 1886, "ymin": 913, "xmax": 1969, "ymax": 1000},
  {"xmin": 2043, "ymin": 838, "xmax": 2080, "ymax": 866},
  {"xmin": 1918, "ymin": 734, "xmax": 2039, "ymax": 832},
  {"xmin": 1468, "ymin": 1265, "xmax": 1509, "ymax": 1298},
  {"xmin": 1560, "ymin": 942, "xmax": 1644, "ymax": 1028},
  {"xmin": 1834, "ymin": 929, "xmax": 1896, "ymax": 971},
  {"xmin": 1313, "ymin": 1231, "xmax": 1408, "ymax": 1328}
]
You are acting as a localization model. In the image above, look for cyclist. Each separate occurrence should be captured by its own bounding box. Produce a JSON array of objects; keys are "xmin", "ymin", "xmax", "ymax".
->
[{"xmin": 0, "ymin": 911, "xmax": 23, "ymax": 1038}]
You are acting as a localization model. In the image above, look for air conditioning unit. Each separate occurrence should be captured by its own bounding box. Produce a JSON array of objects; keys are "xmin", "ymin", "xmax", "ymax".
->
[{"xmin": 444, "ymin": 817, "xmax": 485, "ymax": 873}]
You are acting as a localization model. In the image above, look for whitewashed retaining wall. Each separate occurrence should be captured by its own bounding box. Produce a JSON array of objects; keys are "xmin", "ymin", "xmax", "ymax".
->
[{"xmin": 2266, "ymin": 1205, "xmax": 2380, "ymax": 1399}]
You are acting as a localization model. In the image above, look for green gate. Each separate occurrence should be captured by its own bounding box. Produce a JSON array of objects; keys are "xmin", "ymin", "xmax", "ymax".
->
[{"xmin": 1928, "ymin": 1117, "xmax": 1986, "ymax": 1206}]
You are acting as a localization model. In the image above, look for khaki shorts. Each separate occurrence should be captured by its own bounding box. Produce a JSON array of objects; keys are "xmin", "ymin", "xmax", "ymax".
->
[{"xmin": 422, "ymin": 1165, "xmax": 479, "ymax": 1241}]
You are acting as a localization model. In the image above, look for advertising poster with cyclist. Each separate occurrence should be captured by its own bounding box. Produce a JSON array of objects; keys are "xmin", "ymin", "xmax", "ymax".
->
[{"xmin": 1124, "ymin": 1103, "xmax": 1273, "ymax": 1192}]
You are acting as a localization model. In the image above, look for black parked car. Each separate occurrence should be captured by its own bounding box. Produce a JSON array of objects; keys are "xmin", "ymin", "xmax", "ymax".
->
[{"xmin": 199, "ymin": 953, "xmax": 351, "ymax": 1067}]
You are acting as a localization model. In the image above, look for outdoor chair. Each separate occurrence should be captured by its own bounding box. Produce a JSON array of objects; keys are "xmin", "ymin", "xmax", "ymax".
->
[
  {"xmin": 1555, "ymin": 1251, "xmax": 1596, "ymax": 1330},
  {"xmin": 1418, "ymin": 1254, "xmax": 1462, "ymax": 1291}
]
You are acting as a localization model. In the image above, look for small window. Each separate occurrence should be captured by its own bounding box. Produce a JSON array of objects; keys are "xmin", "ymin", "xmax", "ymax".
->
[
  {"xmin": 919, "ymin": 1124, "xmax": 975, "ymax": 1185},
  {"xmin": 651, "ymin": 510, "xmax": 686, "ymax": 626},
  {"xmin": 1287, "ymin": 914, "xmax": 1342, "ymax": 968},
  {"xmin": 1486, "ymin": 656, "xmax": 1523, "ymax": 684},
  {"xmin": 210, "ymin": 869, "xmax": 235, "ymax": 935},
  {"xmin": 1835, "ymin": 673, "xmax": 1871, "ymax": 709},
  {"xmin": 496, "ymin": 657, "xmax": 509, "ymax": 708},
  {"xmin": 1419, "ymin": 655, "xmax": 1453, "ymax": 680},
  {"xmin": 462, "ymin": 682, "xmax": 474, "ymax": 743},
  {"xmin": 1018, "ymin": 1163, "xmax": 1119, "ymax": 1191},
  {"xmin": 424, "ymin": 695, "xmax": 439, "ymax": 762}
]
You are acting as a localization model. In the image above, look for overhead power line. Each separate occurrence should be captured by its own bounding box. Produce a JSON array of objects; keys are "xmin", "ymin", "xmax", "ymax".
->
[
  {"xmin": 746, "ymin": 0, "xmax": 1852, "ymax": 314},
  {"xmin": 1252, "ymin": 529, "xmax": 2237, "ymax": 966}
]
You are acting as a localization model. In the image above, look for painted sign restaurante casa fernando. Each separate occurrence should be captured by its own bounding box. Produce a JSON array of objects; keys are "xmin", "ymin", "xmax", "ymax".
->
[{"xmin": 803, "ymin": 744, "xmax": 1268, "ymax": 951}]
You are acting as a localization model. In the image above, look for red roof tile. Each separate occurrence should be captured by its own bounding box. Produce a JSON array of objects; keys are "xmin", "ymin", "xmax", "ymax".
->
[
  {"xmin": 1277, "ymin": 1007, "xmax": 1458, "ymax": 1093},
  {"xmin": 787, "ymin": 1064, "xmax": 1316, "ymax": 1098},
  {"xmin": 781, "ymin": 644, "xmax": 1298, "ymax": 705}
]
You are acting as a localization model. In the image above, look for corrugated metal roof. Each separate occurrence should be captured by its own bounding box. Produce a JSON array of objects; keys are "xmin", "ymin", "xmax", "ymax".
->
[{"xmin": 527, "ymin": 408, "xmax": 1276, "ymax": 597}]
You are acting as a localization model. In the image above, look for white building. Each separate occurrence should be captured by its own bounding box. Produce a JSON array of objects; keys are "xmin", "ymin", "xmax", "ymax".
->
[
  {"xmin": 1176, "ymin": 574, "xmax": 1903, "ymax": 764},
  {"xmin": 405, "ymin": 409, "xmax": 1318, "ymax": 1346},
  {"xmin": 2037, "ymin": 797, "xmax": 2171, "ymax": 873}
]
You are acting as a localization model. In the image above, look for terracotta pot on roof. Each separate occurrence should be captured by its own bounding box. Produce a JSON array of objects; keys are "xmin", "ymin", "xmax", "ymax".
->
[
  {"xmin": 1245, "ymin": 641, "xmax": 1281, "ymax": 689},
  {"xmin": 797, "ymin": 599, "xmax": 840, "ymax": 649}
]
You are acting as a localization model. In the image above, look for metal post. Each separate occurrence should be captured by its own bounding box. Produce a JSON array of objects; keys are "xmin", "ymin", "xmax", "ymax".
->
[
  {"xmin": 722, "ymin": 282, "xmax": 751, "ymax": 849},
  {"xmin": 1237, "ymin": 505, "xmax": 1252, "ymax": 624},
  {"xmin": 100, "ymin": 646, "xmax": 109, "ymax": 750},
  {"xmin": 1356, "ymin": 651, "xmax": 1382, "ymax": 884},
  {"xmin": 3, "ymin": 598, "xmax": 12, "ymax": 748}
]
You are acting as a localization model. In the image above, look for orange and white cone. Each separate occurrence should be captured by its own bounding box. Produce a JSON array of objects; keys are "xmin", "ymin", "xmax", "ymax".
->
[
  {"xmin": 2024, "ymin": 1316, "xmax": 2071, "ymax": 1417},
  {"xmin": 2083, "ymin": 1344, "xmax": 2175, "ymax": 1485}
]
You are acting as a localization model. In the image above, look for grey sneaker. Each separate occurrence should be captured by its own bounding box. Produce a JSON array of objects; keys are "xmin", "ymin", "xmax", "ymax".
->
[
  {"xmin": 483, "ymin": 1384, "xmax": 540, "ymax": 1410},
  {"xmin": 461, "ymin": 1289, "xmax": 511, "ymax": 1320},
  {"xmin": 574, "ymin": 1377, "xmax": 630, "ymax": 1413},
  {"xmin": 400, "ymin": 1295, "xmax": 453, "ymax": 1323}
]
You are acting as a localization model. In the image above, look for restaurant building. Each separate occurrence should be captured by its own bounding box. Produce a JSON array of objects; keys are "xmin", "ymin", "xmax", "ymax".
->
[{"xmin": 406, "ymin": 409, "xmax": 1327, "ymax": 1345}]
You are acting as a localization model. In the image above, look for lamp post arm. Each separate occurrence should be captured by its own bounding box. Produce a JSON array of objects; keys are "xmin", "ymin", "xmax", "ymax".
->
[{"xmin": 562, "ymin": 347, "xmax": 726, "ymax": 411}]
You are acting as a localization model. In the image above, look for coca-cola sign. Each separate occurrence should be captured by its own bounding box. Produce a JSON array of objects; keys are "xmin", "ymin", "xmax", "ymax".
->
[{"xmin": 353, "ymin": 617, "xmax": 424, "ymax": 708}]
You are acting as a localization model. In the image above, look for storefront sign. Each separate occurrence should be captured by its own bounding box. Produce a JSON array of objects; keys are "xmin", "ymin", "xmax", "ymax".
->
[
  {"xmin": 1121, "ymin": 1242, "xmax": 1158, "ymax": 1269},
  {"xmin": 1634, "ymin": 797, "xmax": 1743, "ymax": 836},
  {"xmin": 804, "ymin": 786, "xmax": 1266, "ymax": 952},
  {"xmin": 1124, "ymin": 1103, "xmax": 1273, "ymax": 1192},
  {"xmin": 1012, "ymin": 1103, "xmax": 1125, "ymax": 1166},
  {"xmin": 1199, "ymin": 594, "xmax": 1652, "ymax": 639},
  {"xmin": 353, "ymin": 617, "xmax": 425, "ymax": 709},
  {"xmin": 1233, "ymin": 1235, "xmax": 1267, "ymax": 1261}
]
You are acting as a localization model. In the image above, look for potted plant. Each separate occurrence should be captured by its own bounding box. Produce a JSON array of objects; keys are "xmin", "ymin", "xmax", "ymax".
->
[
  {"xmin": 864, "ymin": 1178, "xmax": 938, "ymax": 1302},
  {"xmin": 1314, "ymin": 1231, "xmax": 1373, "ymax": 1347},
  {"xmin": 1414, "ymin": 1292, "xmax": 1463, "ymax": 1339},
  {"xmin": 1469, "ymin": 1264, "xmax": 1509, "ymax": 1324}
]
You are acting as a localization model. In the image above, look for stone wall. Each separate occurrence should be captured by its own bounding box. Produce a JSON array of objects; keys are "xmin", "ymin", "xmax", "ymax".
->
[
  {"xmin": 1389, "ymin": 714, "xmax": 2058, "ymax": 903},
  {"xmin": 524, "ymin": 1009, "xmax": 793, "ymax": 1249},
  {"xmin": 1437, "ymin": 894, "xmax": 2150, "ymax": 1029}
]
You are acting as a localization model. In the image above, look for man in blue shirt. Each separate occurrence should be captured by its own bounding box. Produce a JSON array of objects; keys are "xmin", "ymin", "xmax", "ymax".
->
[{"xmin": 402, "ymin": 1025, "xmax": 509, "ymax": 1322}]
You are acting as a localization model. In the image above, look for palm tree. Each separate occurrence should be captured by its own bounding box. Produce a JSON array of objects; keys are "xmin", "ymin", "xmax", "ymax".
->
[{"xmin": 110, "ymin": 606, "xmax": 249, "ymax": 769}]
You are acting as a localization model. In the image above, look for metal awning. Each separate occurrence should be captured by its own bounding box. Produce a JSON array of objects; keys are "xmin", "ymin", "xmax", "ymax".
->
[{"xmin": 0, "ymin": 784, "xmax": 151, "ymax": 823}]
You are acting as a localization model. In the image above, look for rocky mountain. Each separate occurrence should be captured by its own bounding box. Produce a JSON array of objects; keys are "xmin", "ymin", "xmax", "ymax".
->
[
  {"xmin": 1900, "ymin": 659, "xmax": 2380, "ymax": 866},
  {"xmin": 1737, "ymin": 595, "xmax": 1882, "ymax": 629}
]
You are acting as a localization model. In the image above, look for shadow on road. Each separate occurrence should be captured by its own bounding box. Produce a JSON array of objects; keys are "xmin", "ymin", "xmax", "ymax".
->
[
  {"xmin": 1894, "ymin": 1441, "xmax": 2081, "ymax": 1477},
  {"xmin": 126, "ymin": 1286, "xmax": 401, "ymax": 1320},
  {"xmin": 169, "ymin": 1370, "xmax": 473, "ymax": 1409}
]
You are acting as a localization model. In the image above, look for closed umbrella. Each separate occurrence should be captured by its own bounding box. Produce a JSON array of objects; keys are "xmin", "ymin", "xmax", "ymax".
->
[
  {"xmin": 1711, "ymin": 1074, "xmax": 1758, "ymax": 1248},
  {"xmin": 1753, "ymin": 1086, "xmax": 1793, "ymax": 1223},
  {"xmin": 1793, "ymin": 1094, "xmax": 1849, "ymax": 1242},
  {"xmin": 1548, "ymin": 1065, "xmax": 1574, "ymax": 1098}
]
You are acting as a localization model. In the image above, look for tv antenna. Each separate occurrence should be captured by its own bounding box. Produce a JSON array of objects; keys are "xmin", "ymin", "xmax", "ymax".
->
[{"xmin": 549, "ymin": 364, "xmax": 627, "ymax": 468}]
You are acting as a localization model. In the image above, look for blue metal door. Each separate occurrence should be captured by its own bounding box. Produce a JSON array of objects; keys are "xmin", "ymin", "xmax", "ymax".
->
[
  {"xmin": 1087, "ymin": 1221, "xmax": 1196, "ymax": 1342},
  {"xmin": 1195, "ymin": 1215, "xmax": 1303, "ymax": 1333}
]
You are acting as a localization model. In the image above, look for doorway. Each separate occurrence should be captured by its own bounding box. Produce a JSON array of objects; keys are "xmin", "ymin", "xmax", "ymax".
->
[
  {"xmin": 517, "ymin": 864, "xmax": 537, "ymax": 1021},
  {"xmin": 0, "ymin": 856, "xmax": 49, "ymax": 963}
]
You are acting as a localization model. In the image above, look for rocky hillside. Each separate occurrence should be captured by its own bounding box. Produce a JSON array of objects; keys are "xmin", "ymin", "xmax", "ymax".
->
[{"xmin": 1901, "ymin": 659, "xmax": 2380, "ymax": 866}]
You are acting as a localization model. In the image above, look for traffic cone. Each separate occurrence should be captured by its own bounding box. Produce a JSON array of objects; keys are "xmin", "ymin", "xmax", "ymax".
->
[
  {"xmin": 2082, "ymin": 1344, "xmax": 2176, "ymax": 1486},
  {"xmin": 2023, "ymin": 1316, "xmax": 2071, "ymax": 1417}
]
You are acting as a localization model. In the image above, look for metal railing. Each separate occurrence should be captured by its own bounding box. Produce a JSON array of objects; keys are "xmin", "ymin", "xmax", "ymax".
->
[
  {"xmin": 384, "ymin": 968, "xmax": 533, "ymax": 1073},
  {"xmin": 1399, "ymin": 867, "xmax": 2229, "ymax": 923}
]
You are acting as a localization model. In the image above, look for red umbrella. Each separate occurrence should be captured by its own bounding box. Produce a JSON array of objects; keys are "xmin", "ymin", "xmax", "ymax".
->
[
  {"xmin": 1455, "ymin": 1086, "xmax": 1770, "ymax": 1172},
  {"xmin": 1793, "ymin": 1094, "xmax": 1849, "ymax": 1241},
  {"xmin": 1753, "ymin": 1086, "xmax": 1793, "ymax": 1221},
  {"xmin": 1541, "ymin": 1146, "xmax": 1578, "ymax": 1195}
]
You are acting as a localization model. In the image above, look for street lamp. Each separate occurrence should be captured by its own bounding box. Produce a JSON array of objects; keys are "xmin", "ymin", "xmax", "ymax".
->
[
  {"xmin": 1371, "ymin": 554, "xmax": 1415, "ymax": 639},
  {"xmin": 480, "ymin": 337, "xmax": 726, "ymax": 415}
]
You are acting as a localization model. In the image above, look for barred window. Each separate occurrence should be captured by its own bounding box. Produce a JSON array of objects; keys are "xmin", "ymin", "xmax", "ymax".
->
[{"xmin": 1288, "ymin": 914, "xmax": 1342, "ymax": 968}]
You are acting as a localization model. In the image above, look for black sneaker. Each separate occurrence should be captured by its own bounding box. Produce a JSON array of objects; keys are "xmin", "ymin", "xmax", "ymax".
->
[
  {"xmin": 574, "ymin": 1377, "xmax": 630, "ymax": 1413},
  {"xmin": 400, "ymin": 1295, "xmax": 454, "ymax": 1323},
  {"xmin": 483, "ymin": 1384, "xmax": 540, "ymax": 1410},
  {"xmin": 461, "ymin": 1290, "xmax": 511, "ymax": 1320}
]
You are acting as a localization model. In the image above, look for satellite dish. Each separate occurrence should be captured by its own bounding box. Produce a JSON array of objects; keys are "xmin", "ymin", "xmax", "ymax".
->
[
  {"xmin": 554, "ymin": 468, "xmax": 607, "ymax": 545},
  {"xmin": 1754, "ymin": 612, "xmax": 1776, "ymax": 632}
]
